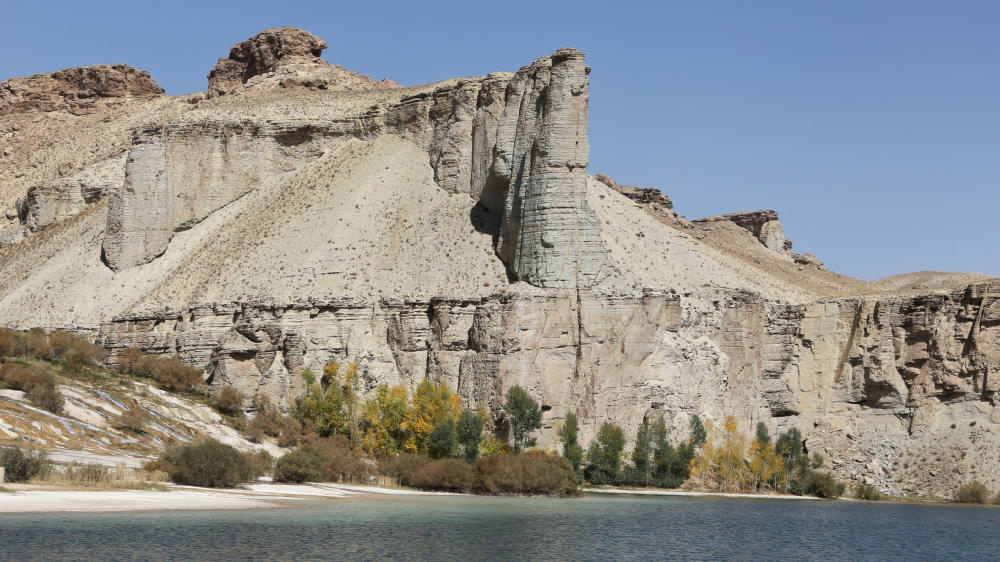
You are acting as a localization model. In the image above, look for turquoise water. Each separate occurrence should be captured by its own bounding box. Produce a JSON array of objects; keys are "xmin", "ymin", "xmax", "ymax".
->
[{"xmin": 1, "ymin": 493, "xmax": 997, "ymax": 560}]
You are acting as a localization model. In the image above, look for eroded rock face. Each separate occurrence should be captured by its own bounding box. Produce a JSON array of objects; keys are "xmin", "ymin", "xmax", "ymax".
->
[
  {"xmin": 0, "ymin": 65, "xmax": 163, "ymax": 116},
  {"xmin": 207, "ymin": 27, "xmax": 398, "ymax": 96},
  {"xmin": 108, "ymin": 44, "xmax": 609, "ymax": 288},
  {"xmin": 98, "ymin": 282, "xmax": 1000, "ymax": 496},
  {"xmin": 695, "ymin": 210, "xmax": 789, "ymax": 253},
  {"xmin": 17, "ymin": 154, "xmax": 125, "ymax": 232}
]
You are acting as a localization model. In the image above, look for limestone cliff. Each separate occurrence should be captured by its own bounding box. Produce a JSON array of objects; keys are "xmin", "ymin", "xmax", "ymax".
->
[{"xmin": 0, "ymin": 28, "xmax": 997, "ymax": 498}]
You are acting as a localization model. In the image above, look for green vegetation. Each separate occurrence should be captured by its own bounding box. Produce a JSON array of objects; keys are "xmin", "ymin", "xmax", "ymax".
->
[
  {"xmin": 558, "ymin": 412, "xmax": 583, "ymax": 476},
  {"xmin": 457, "ymin": 410, "xmax": 485, "ymax": 463},
  {"xmin": 503, "ymin": 386, "xmax": 542, "ymax": 453},
  {"xmin": 158, "ymin": 440, "xmax": 258, "ymax": 488},
  {"xmin": 584, "ymin": 422, "xmax": 626, "ymax": 485},
  {"xmin": 854, "ymin": 483, "xmax": 883, "ymax": 501},
  {"xmin": 117, "ymin": 348, "xmax": 203, "ymax": 393},
  {"xmin": 0, "ymin": 446, "xmax": 50, "ymax": 482},
  {"xmin": 953, "ymin": 481, "xmax": 992, "ymax": 504}
]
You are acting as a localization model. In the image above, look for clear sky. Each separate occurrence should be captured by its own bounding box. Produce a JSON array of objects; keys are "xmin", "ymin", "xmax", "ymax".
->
[{"xmin": 3, "ymin": 0, "xmax": 997, "ymax": 280}]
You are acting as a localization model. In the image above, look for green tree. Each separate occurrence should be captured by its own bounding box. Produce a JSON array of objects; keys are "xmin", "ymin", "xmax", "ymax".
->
[
  {"xmin": 558, "ymin": 412, "xmax": 584, "ymax": 475},
  {"xmin": 503, "ymin": 386, "xmax": 542, "ymax": 453},
  {"xmin": 689, "ymin": 414, "xmax": 707, "ymax": 448},
  {"xmin": 457, "ymin": 410, "xmax": 485, "ymax": 462},
  {"xmin": 629, "ymin": 417, "xmax": 654, "ymax": 486},
  {"xmin": 650, "ymin": 415, "xmax": 693, "ymax": 488},
  {"xmin": 754, "ymin": 422, "xmax": 771, "ymax": 447},
  {"xmin": 585, "ymin": 422, "xmax": 626, "ymax": 485},
  {"xmin": 428, "ymin": 416, "xmax": 459, "ymax": 459}
]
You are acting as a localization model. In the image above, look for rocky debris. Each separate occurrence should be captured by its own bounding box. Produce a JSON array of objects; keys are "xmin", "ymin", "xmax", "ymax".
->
[
  {"xmin": 207, "ymin": 27, "xmax": 399, "ymax": 97},
  {"xmin": 694, "ymin": 210, "xmax": 788, "ymax": 253},
  {"xmin": 596, "ymin": 173, "xmax": 674, "ymax": 211},
  {"xmin": 0, "ymin": 65, "xmax": 163, "ymax": 116},
  {"xmin": 793, "ymin": 252, "xmax": 825, "ymax": 269}
]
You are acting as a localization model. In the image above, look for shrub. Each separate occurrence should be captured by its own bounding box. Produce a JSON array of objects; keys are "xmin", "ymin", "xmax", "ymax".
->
[
  {"xmin": 246, "ymin": 394, "xmax": 300, "ymax": 447},
  {"xmin": 0, "ymin": 447, "xmax": 49, "ymax": 482},
  {"xmin": 160, "ymin": 440, "xmax": 254, "ymax": 488},
  {"xmin": 274, "ymin": 449, "xmax": 325, "ymax": 483},
  {"xmin": 27, "ymin": 375, "xmax": 64, "ymax": 414},
  {"xmin": 214, "ymin": 386, "xmax": 245, "ymax": 416},
  {"xmin": 246, "ymin": 450, "xmax": 275, "ymax": 479},
  {"xmin": 378, "ymin": 454, "xmax": 432, "ymax": 486},
  {"xmin": 854, "ymin": 483, "xmax": 883, "ymax": 501},
  {"xmin": 804, "ymin": 471, "xmax": 845, "ymax": 498},
  {"xmin": 475, "ymin": 451, "xmax": 579, "ymax": 496},
  {"xmin": 408, "ymin": 458, "xmax": 476, "ymax": 492},
  {"xmin": 117, "ymin": 349, "xmax": 203, "ymax": 393},
  {"xmin": 953, "ymin": 481, "xmax": 991, "ymax": 504},
  {"xmin": 114, "ymin": 407, "xmax": 149, "ymax": 433},
  {"xmin": 0, "ymin": 363, "xmax": 38, "ymax": 391}
]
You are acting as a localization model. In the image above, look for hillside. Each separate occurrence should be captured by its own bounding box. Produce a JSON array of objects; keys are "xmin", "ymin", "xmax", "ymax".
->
[{"xmin": 0, "ymin": 26, "xmax": 997, "ymax": 498}]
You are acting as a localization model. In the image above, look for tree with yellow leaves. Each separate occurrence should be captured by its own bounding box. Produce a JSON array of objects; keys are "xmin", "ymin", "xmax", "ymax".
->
[{"xmin": 401, "ymin": 379, "xmax": 459, "ymax": 454}]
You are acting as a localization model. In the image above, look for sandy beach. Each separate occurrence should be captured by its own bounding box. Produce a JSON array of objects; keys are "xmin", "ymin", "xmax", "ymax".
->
[{"xmin": 0, "ymin": 482, "xmax": 449, "ymax": 513}]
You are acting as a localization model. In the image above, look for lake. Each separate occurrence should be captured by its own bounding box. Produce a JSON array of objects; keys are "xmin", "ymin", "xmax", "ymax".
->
[{"xmin": 1, "ymin": 493, "xmax": 997, "ymax": 560}]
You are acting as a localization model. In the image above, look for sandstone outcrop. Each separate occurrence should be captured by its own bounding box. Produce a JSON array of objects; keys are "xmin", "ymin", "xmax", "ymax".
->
[
  {"xmin": 694, "ymin": 210, "xmax": 790, "ymax": 253},
  {"xmin": 207, "ymin": 27, "xmax": 399, "ymax": 97},
  {"xmin": 17, "ymin": 154, "xmax": 125, "ymax": 232},
  {"xmin": 1, "ymin": 27, "xmax": 998, "ymax": 498},
  {"xmin": 0, "ymin": 65, "xmax": 163, "ymax": 116}
]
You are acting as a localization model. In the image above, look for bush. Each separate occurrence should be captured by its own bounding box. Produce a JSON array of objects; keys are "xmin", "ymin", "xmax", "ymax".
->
[
  {"xmin": 117, "ymin": 349, "xmax": 202, "ymax": 393},
  {"xmin": 804, "ymin": 471, "xmax": 845, "ymax": 498},
  {"xmin": 160, "ymin": 440, "xmax": 254, "ymax": 488},
  {"xmin": 0, "ymin": 364, "xmax": 65, "ymax": 414},
  {"xmin": 114, "ymin": 407, "xmax": 149, "ymax": 433},
  {"xmin": 0, "ymin": 447, "xmax": 49, "ymax": 482},
  {"xmin": 953, "ymin": 481, "xmax": 991, "ymax": 504},
  {"xmin": 379, "ymin": 454, "xmax": 432, "ymax": 485},
  {"xmin": 854, "ymin": 483, "xmax": 883, "ymax": 501},
  {"xmin": 475, "ymin": 451, "xmax": 579, "ymax": 496},
  {"xmin": 246, "ymin": 395, "xmax": 300, "ymax": 447},
  {"xmin": 214, "ymin": 386, "xmax": 245, "ymax": 416},
  {"xmin": 274, "ymin": 449, "xmax": 325, "ymax": 483},
  {"xmin": 246, "ymin": 450, "xmax": 275, "ymax": 479},
  {"xmin": 408, "ymin": 458, "xmax": 476, "ymax": 492}
]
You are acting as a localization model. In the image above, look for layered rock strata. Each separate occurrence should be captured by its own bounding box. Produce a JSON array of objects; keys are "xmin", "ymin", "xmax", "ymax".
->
[
  {"xmin": 695, "ymin": 210, "xmax": 790, "ymax": 253},
  {"xmin": 0, "ymin": 64, "xmax": 163, "ymax": 115}
]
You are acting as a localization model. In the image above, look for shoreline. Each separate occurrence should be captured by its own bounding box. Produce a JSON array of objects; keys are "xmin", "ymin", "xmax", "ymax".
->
[
  {"xmin": 582, "ymin": 487, "xmax": 820, "ymax": 500},
  {"xmin": 0, "ymin": 482, "xmax": 451, "ymax": 514}
]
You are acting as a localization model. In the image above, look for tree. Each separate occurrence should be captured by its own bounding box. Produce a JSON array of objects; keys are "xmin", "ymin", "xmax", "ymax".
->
[
  {"xmin": 689, "ymin": 414, "xmax": 707, "ymax": 447},
  {"xmin": 558, "ymin": 412, "xmax": 584, "ymax": 475},
  {"xmin": 428, "ymin": 416, "xmax": 458, "ymax": 459},
  {"xmin": 402, "ymin": 379, "xmax": 456, "ymax": 454},
  {"xmin": 584, "ymin": 422, "xmax": 626, "ymax": 485},
  {"xmin": 650, "ymin": 415, "xmax": 691, "ymax": 488},
  {"xmin": 754, "ymin": 422, "xmax": 771, "ymax": 447},
  {"xmin": 629, "ymin": 417, "xmax": 654, "ymax": 486},
  {"xmin": 360, "ymin": 384, "xmax": 409, "ymax": 455},
  {"xmin": 503, "ymin": 386, "xmax": 542, "ymax": 453},
  {"xmin": 457, "ymin": 410, "xmax": 485, "ymax": 462}
]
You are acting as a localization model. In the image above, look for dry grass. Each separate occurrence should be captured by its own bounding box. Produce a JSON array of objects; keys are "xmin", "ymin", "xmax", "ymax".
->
[{"xmin": 32, "ymin": 462, "xmax": 168, "ymax": 491}]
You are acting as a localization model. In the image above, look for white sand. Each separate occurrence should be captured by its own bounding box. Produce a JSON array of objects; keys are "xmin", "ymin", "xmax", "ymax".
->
[{"xmin": 0, "ymin": 482, "xmax": 446, "ymax": 513}]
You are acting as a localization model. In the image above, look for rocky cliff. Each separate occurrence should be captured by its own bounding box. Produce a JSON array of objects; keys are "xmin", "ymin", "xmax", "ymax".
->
[{"xmin": 0, "ymin": 28, "xmax": 997, "ymax": 497}]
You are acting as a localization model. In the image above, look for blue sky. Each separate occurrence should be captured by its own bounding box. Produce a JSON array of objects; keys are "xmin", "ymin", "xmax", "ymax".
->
[{"xmin": 3, "ymin": 0, "xmax": 997, "ymax": 280}]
